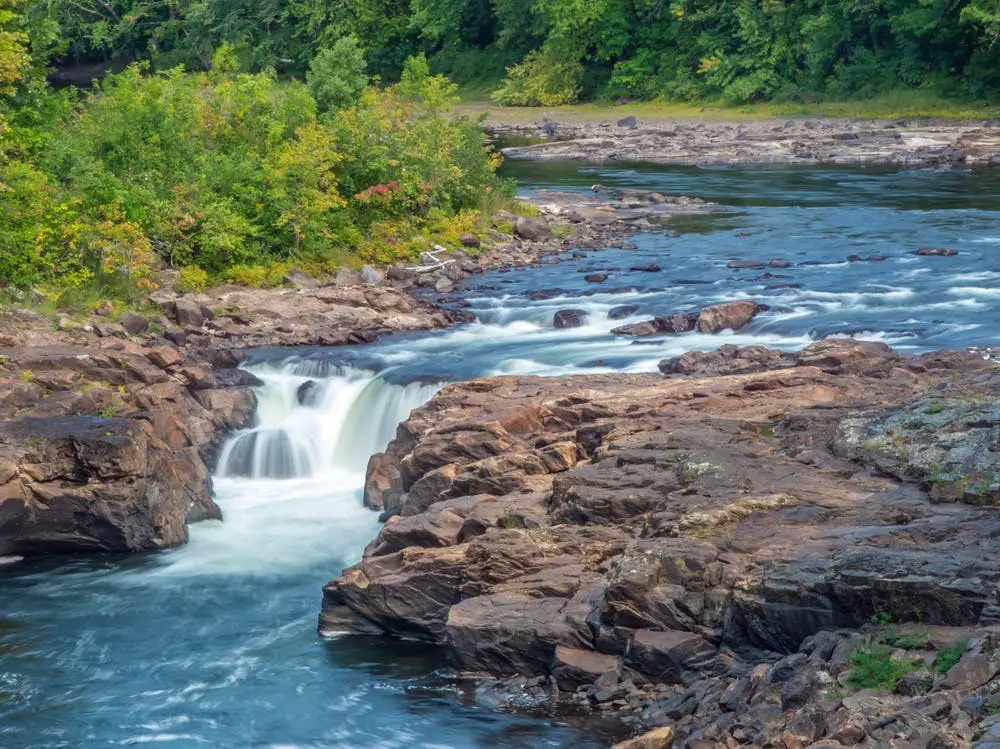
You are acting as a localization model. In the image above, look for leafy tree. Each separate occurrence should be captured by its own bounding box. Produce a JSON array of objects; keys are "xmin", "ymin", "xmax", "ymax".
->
[{"xmin": 307, "ymin": 35, "xmax": 367, "ymax": 112}]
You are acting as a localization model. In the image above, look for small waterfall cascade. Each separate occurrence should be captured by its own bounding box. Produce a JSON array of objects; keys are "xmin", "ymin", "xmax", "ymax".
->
[{"xmin": 216, "ymin": 359, "xmax": 440, "ymax": 480}]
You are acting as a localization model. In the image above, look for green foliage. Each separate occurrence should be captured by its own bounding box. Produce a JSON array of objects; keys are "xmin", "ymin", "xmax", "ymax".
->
[
  {"xmin": 871, "ymin": 607, "xmax": 894, "ymax": 626},
  {"xmin": 22, "ymin": 0, "xmax": 1000, "ymax": 104},
  {"xmin": 98, "ymin": 401, "xmax": 121, "ymax": 418},
  {"xmin": 491, "ymin": 48, "xmax": 582, "ymax": 106},
  {"xmin": 1, "ymin": 49, "xmax": 506, "ymax": 302},
  {"xmin": 308, "ymin": 36, "xmax": 368, "ymax": 112},
  {"xmin": 176, "ymin": 265, "xmax": 209, "ymax": 292},
  {"xmin": 847, "ymin": 645, "xmax": 922, "ymax": 691},
  {"xmin": 934, "ymin": 640, "xmax": 968, "ymax": 673}
]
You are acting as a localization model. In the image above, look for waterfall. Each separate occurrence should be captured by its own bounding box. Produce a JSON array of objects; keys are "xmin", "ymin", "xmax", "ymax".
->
[{"xmin": 217, "ymin": 359, "xmax": 440, "ymax": 480}]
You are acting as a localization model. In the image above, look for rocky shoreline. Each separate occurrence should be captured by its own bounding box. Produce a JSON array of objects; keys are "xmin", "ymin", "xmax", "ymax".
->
[
  {"xmin": 0, "ymin": 186, "xmax": 710, "ymax": 557},
  {"xmin": 322, "ymin": 338, "xmax": 1000, "ymax": 748},
  {"xmin": 487, "ymin": 117, "xmax": 1000, "ymax": 166}
]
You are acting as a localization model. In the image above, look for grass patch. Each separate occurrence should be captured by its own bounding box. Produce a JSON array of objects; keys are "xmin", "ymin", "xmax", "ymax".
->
[
  {"xmin": 847, "ymin": 645, "xmax": 922, "ymax": 691},
  {"xmin": 926, "ymin": 403, "xmax": 946, "ymax": 415},
  {"xmin": 457, "ymin": 90, "xmax": 1000, "ymax": 123},
  {"xmin": 933, "ymin": 640, "xmax": 968, "ymax": 674}
]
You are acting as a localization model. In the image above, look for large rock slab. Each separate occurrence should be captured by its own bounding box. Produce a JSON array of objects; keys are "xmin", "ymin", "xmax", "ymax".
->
[{"xmin": 320, "ymin": 339, "xmax": 1000, "ymax": 744}]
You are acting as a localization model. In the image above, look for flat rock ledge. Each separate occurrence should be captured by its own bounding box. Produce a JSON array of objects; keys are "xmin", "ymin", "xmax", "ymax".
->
[
  {"xmin": 488, "ymin": 117, "xmax": 1000, "ymax": 166},
  {"xmin": 323, "ymin": 338, "xmax": 1000, "ymax": 747}
]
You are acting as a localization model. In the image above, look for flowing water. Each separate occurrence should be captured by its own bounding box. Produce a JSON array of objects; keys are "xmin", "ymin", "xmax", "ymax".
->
[{"xmin": 2, "ymin": 163, "xmax": 1000, "ymax": 748}]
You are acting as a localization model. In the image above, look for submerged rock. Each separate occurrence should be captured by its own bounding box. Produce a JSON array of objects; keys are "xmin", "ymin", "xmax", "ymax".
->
[{"xmin": 553, "ymin": 309, "xmax": 588, "ymax": 329}]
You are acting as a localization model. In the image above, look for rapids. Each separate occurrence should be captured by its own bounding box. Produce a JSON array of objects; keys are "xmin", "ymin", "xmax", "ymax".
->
[{"xmin": 1, "ymin": 163, "xmax": 999, "ymax": 748}]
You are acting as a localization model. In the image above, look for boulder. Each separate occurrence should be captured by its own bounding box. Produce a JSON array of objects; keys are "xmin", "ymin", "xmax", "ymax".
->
[
  {"xmin": 612, "ymin": 314, "xmax": 696, "ymax": 337},
  {"xmin": 584, "ymin": 273, "xmax": 608, "ymax": 283},
  {"xmin": 696, "ymin": 301, "xmax": 761, "ymax": 333},
  {"xmin": 514, "ymin": 216, "xmax": 553, "ymax": 241},
  {"xmin": 611, "ymin": 727, "xmax": 676, "ymax": 749},
  {"xmin": 617, "ymin": 116, "xmax": 638, "ymax": 129},
  {"xmin": 174, "ymin": 298, "xmax": 204, "ymax": 327},
  {"xmin": 554, "ymin": 309, "xmax": 588, "ymax": 329},
  {"xmin": 119, "ymin": 311, "xmax": 150, "ymax": 334},
  {"xmin": 334, "ymin": 267, "xmax": 364, "ymax": 286},
  {"xmin": 360, "ymin": 265, "xmax": 385, "ymax": 285},
  {"xmin": 435, "ymin": 277, "xmax": 454, "ymax": 293},
  {"xmin": 146, "ymin": 345, "xmax": 184, "ymax": 370},
  {"xmin": 551, "ymin": 646, "xmax": 621, "ymax": 690},
  {"xmin": 915, "ymin": 247, "xmax": 959, "ymax": 256},
  {"xmin": 608, "ymin": 305, "xmax": 640, "ymax": 320},
  {"xmin": 460, "ymin": 233, "xmax": 481, "ymax": 249},
  {"xmin": 284, "ymin": 269, "xmax": 318, "ymax": 289}
]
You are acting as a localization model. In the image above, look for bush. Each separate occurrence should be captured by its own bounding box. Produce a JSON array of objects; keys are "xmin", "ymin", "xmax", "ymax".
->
[
  {"xmin": 491, "ymin": 49, "xmax": 583, "ymax": 106},
  {"xmin": 1, "ymin": 46, "xmax": 506, "ymax": 302},
  {"xmin": 176, "ymin": 265, "xmax": 209, "ymax": 293},
  {"xmin": 847, "ymin": 645, "xmax": 922, "ymax": 691},
  {"xmin": 307, "ymin": 36, "xmax": 368, "ymax": 113}
]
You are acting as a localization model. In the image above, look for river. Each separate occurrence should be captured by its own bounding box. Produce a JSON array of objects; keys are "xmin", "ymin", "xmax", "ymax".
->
[{"xmin": 1, "ymin": 163, "xmax": 999, "ymax": 748}]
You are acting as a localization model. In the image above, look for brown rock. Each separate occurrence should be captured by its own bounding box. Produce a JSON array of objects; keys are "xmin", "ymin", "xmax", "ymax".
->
[
  {"xmin": 174, "ymin": 298, "xmax": 204, "ymax": 327},
  {"xmin": 459, "ymin": 233, "xmax": 481, "ymax": 249},
  {"xmin": 551, "ymin": 645, "xmax": 620, "ymax": 690},
  {"xmin": 696, "ymin": 300, "xmax": 761, "ymax": 333},
  {"xmin": 514, "ymin": 216, "xmax": 553, "ymax": 241},
  {"xmin": 915, "ymin": 247, "xmax": 959, "ymax": 256},
  {"xmin": 146, "ymin": 345, "xmax": 184, "ymax": 370},
  {"xmin": 611, "ymin": 726, "xmax": 676, "ymax": 749},
  {"xmin": 119, "ymin": 311, "xmax": 150, "ymax": 334}
]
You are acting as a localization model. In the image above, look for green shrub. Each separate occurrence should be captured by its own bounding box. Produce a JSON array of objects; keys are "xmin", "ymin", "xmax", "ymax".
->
[
  {"xmin": 4, "ymin": 51, "xmax": 505, "ymax": 302},
  {"xmin": 933, "ymin": 640, "xmax": 968, "ymax": 673},
  {"xmin": 847, "ymin": 645, "xmax": 922, "ymax": 691},
  {"xmin": 491, "ymin": 49, "xmax": 583, "ymax": 106},
  {"xmin": 307, "ymin": 36, "xmax": 368, "ymax": 113},
  {"xmin": 176, "ymin": 266, "xmax": 209, "ymax": 293}
]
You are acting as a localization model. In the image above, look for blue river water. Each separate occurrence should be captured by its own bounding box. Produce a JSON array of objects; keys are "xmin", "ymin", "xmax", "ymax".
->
[{"xmin": 1, "ymin": 163, "xmax": 998, "ymax": 749}]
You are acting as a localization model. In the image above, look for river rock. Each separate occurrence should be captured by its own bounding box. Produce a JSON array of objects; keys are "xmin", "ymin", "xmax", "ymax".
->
[
  {"xmin": 360, "ymin": 265, "xmax": 385, "ymax": 285},
  {"xmin": 915, "ymin": 247, "xmax": 959, "ymax": 256},
  {"xmin": 174, "ymin": 298, "xmax": 204, "ymax": 327},
  {"xmin": 284, "ymin": 268, "xmax": 318, "ymax": 289},
  {"xmin": 459, "ymin": 233, "xmax": 481, "ymax": 249},
  {"xmin": 554, "ymin": 310, "xmax": 588, "ymax": 329},
  {"xmin": 696, "ymin": 300, "xmax": 761, "ymax": 333},
  {"xmin": 612, "ymin": 314, "xmax": 697, "ymax": 337},
  {"xmin": 320, "ymin": 340, "xmax": 1000, "ymax": 745},
  {"xmin": 611, "ymin": 726, "xmax": 676, "ymax": 749},
  {"xmin": 608, "ymin": 305, "xmax": 640, "ymax": 320},
  {"xmin": 119, "ymin": 311, "xmax": 150, "ymax": 334},
  {"xmin": 514, "ymin": 216, "xmax": 553, "ymax": 241},
  {"xmin": 584, "ymin": 273, "xmax": 608, "ymax": 283},
  {"xmin": 435, "ymin": 277, "xmax": 455, "ymax": 293}
]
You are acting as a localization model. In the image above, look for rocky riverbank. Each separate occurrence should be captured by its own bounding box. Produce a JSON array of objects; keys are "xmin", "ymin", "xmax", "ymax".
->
[
  {"xmin": 488, "ymin": 117, "xmax": 1000, "ymax": 166},
  {"xmin": 0, "ymin": 186, "xmax": 714, "ymax": 557},
  {"xmin": 322, "ymin": 338, "xmax": 1000, "ymax": 747}
]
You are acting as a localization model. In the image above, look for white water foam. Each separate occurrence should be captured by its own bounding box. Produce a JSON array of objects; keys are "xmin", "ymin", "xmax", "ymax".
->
[{"xmin": 157, "ymin": 363, "xmax": 439, "ymax": 575}]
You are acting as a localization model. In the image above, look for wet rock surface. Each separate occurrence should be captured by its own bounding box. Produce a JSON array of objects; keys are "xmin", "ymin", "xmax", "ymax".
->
[
  {"xmin": 0, "ymin": 184, "xmax": 717, "ymax": 558},
  {"xmin": 324, "ymin": 339, "xmax": 1000, "ymax": 746},
  {"xmin": 488, "ymin": 117, "xmax": 1000, "ymax": 166},
  {"xmin": 0, "ymin": 339, "xmax": 255, "ymax": 554}
]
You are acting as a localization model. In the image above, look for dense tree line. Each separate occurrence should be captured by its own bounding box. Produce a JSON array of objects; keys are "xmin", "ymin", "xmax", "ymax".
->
[{"xmin": 23, "ymin": 0, "xmax": 1000, "ymax": 104}]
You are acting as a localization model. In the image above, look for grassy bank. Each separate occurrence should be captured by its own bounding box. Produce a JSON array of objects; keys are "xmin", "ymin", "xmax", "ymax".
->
[{"xmin": 458, "ymin": 91, "xmax": 1000, "ymax": 123}]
